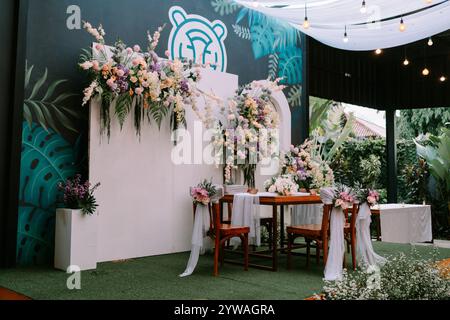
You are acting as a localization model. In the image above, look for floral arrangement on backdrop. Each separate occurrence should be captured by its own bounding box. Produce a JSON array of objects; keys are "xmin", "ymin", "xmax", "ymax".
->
[
  {"xmin": 80, "ymin": 22, "xmax": 201, "ymax": 139},
  {"xmin": 58, "ymin": 174, "xmax": 100, "ymax": 215},
  {"xmin": 280, "ymin": 141, "xmax": 335, "ymax": 191},
  {"xmin": 190, "ymin": 179, "xmax": 217, "ymax": 206},
  {"xmin": 264, "ymin": 174, "xmax": 299, "ymax": 196},
  {"xmin": 222, "ymin": 80, "xmax": 282, "ymax": 188}
]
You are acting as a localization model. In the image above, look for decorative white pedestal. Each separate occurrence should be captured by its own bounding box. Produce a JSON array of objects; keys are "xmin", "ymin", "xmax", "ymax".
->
[{"xmin": 54, "ymin": 209, "xmax": 97, "ymax": 271}]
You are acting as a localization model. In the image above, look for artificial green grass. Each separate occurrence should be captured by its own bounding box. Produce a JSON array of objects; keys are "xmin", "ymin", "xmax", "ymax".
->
[{"xmin": 0, "ymin": 242, "xmax": 449, "ymax": 300}]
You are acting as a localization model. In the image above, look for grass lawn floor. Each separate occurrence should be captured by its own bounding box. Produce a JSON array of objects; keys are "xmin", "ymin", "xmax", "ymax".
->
[{"xmin": 0, "ymin": 242, "xmax": 449, "ymax": 300}]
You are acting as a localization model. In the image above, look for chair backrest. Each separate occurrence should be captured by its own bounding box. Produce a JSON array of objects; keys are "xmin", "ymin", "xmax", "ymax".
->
[{"xmin": 320, "ymin": 204, "xmax": 332, "ymax": 237}]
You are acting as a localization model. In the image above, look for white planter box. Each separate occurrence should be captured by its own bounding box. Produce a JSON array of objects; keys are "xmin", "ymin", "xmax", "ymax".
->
[{"xmin": 54, "ymin": 209, "xmax": 98, "ymax": 271}]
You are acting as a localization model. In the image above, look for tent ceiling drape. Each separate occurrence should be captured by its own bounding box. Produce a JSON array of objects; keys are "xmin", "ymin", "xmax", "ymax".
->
[{"xmin": 236, "ymin": 0, "xmax": 450, "ymax": 51}]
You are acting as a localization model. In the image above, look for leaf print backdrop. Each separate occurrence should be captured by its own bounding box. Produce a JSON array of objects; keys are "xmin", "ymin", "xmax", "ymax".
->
[{"xmin": 18, "ymin": 0, "xmax": 305, "ymax": 265}]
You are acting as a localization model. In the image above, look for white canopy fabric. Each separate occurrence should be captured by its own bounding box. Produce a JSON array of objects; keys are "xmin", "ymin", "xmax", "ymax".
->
[{"xmin": 236, "ymin": 0, "xmax": 450, "ymax": 51}]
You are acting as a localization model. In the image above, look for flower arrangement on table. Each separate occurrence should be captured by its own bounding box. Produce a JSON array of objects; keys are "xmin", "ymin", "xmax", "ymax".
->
[
  {"xmin": 58, "ymin": 174, "xmax": 100, "ymax": 215},
  {"xmin": 191, "ymin": 179, "xmax": 217, "ymax": 206},
  {"xmin": 263, "ymin": 174, "xmax": 299, "ymax": 196},
  {"xmin": 80, "ymin": 21, "xmax": 202, "ymax": 139},
  {"xmin": 280, "ymin": 140, "xmax": 335, "ymax": 192},
  {"xmin": 222, "ymin": 79, "xmax": 282, "ymax": 191}
]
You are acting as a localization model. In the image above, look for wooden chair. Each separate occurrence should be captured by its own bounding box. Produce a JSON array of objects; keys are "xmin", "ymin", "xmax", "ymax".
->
[
  {"xmin": 197, "ymin": 202, "xmax": 249, "ymax": 276},
  {"xmin": 344, "ymin": 204, "xmax": 359, "ymax": 270},
  {"xmin": 286, "ymin": 204, "xmax": 332, "ymax": 269}
]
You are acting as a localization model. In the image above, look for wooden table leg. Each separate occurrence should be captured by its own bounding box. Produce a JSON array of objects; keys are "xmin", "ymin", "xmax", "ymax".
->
[{"xmin": 272, "ymin": 205, "xmax": 278, "ymax": 271}]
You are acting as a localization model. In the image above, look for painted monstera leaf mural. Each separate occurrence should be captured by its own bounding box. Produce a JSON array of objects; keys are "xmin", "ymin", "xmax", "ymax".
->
[
  {"xmin": 17, "ymin": 123, "xmax": 76, "ymax": 265},
  {"xmin": 215, "ymin": 1, "xmax": 304, "ymax": 107},
  {"xmin": 18, "ymin": 64, "xmax": 80, "ymax": 265}
]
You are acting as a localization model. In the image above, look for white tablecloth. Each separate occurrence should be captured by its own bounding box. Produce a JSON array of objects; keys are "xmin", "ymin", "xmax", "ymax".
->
[{"xmin": 378, "ymin": 204, "xmax": 432, "ymax": 244}]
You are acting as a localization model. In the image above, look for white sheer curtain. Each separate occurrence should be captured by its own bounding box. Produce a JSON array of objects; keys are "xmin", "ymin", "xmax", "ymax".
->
[
  {"xmin": 236, "ymin": 0, "xmax": 450, "ymax": 50},
  {"xmin": 356, "ymin": 202, "xmax": 387, "ymax": 268}
]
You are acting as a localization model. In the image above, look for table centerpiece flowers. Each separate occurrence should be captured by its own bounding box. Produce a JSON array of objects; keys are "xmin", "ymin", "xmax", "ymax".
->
[
  {"xmin": 264, "ymin": 174, "xmax": 299, "ymax": 196},
  {"xmin": 222, "ymin": 79, "xmax": 282, "ymax": 193},
  {"xmin": 281, "ymin": 140, "xmax": 334, "ymax": 193},
  {"xmin": 79, "ymin": 22, "xmax": 202, "ymax": 139},
  {"xmin": 356, "ymin": 187, "xmax": 380, "ymax": 207}
]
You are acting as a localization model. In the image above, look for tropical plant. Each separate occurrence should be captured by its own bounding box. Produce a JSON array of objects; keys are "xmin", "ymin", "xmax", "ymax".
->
[
  {"xmin": 415, "ymin": 123, "xmax": 450, "ymax": 202},
  {"xmin": 309, "ymin": 97, "xmax": 334, "ymax": 132},
  {"xmin": 359, "ymin": 154, "xmax": 382, "ymax": 188},
  {"xmin": 398, "ymin": 108, "xmax": 450, "ymax": 139},
  {"xmin": 23, "ymin": 61, "xmax": 79, "ymax": 134},
  {"xmin": 211, "ymin": 0, "xmax": 240, "ymax": 16},
  {"xmin": 401, "ymin": 158, "xmax": 429, "ymax": 204}
]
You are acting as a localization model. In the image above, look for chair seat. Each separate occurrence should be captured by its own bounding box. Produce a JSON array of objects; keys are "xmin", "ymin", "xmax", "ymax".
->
[
  {"xmin": 287, "ymin": 224, "xmax": 322, "ymax": 237},
  {"xmin": 219, "ymin": 224, "xmax": 250, "ymax": 235}
]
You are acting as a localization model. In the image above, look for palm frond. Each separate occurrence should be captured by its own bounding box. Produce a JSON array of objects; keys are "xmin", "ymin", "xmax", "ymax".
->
[
  {"xmin": 268, "ymin": 53, "xmax": 279, "ymax": 80},
  {"xmin": 287, "ymin": 84, "xmax": 302, "ymax": 107},
  {"xmin": 232, "ymin": 24, "xmax": 251, "ymax": 40},
  {"xmin": 211, "ymin": 0, "xmax": 240, "ymax": 16}
]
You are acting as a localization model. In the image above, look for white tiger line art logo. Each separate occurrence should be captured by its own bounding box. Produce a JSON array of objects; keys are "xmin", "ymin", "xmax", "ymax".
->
[{"xmin": 168, "ymin": 6, "xmax": 228, "ymax": 72}]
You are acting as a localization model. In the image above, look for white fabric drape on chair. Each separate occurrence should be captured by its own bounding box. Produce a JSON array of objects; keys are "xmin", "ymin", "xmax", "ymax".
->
[
  {"xmin": 321, "ymin": 187, "xmax": 346, "ymax": 281},
  {"xmin": 356, "ymin": 203, "xmax": 387, "ymax": 269},
  {"xmin": 179, "ymin": 204, "xmax": 213, "ymax": 277},
  {"xmin": 230, "ymin": 193, "xmax": 261, "ymax": 247}
]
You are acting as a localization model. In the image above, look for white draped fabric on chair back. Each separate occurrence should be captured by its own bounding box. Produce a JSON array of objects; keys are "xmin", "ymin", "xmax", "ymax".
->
[
  {"xmin": 356, "ymin": 202, "xmax": 387, "ymax": 269},
  {"xmin": 320, "ymin": 187, "xmax": 346, "ymax": 281},
  {"xmin": 179, "ymin": 185, "xmax": 223, "ymax": 277},
  {"xmin": 230, "ymin": 193, "xmax": 261, "ymax": 247}
]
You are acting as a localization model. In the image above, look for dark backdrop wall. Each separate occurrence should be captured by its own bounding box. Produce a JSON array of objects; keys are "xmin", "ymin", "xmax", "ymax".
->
[{"xmin": 14, "ymin": 0, "xmax": 306, "ymax": 265}]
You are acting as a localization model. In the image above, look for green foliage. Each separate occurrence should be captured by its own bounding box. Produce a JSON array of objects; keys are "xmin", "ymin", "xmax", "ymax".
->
[
  {"xmin": 24, "ymin": 62, "xmax": 79, "ymax": 134},
  {"xmin": 415, "ymin": 124, "xmax": 450, "ymax": 201},
  {"xmin": 309, "ymin": 97, "xmax": 333, "ymax": 132},
  {"xmin": 115, "ymin": 93, "xmax": 133, "ymax": 129},
  {"xmin": 277, "ymin": 46, "xmax": 302, "ymax": 85},
  {"xmin": 359, "ymin": 155, "xmax": 382, "ymax": 188},
  {"xmin": 267, "ymin": 53, "xmax": 279, "ymax": 80},
  {"xmin": 398, "ymin": 108, "xmax": 450, "ymax": 139},
  {"xmin": 401, "ymin": 159, "xmax": 429, "ymax": 204}
]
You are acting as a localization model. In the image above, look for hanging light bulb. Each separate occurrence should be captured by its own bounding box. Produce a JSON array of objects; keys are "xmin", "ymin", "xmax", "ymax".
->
[
  {"xmin": 399, "ymin": 17, "xmax": 406, "ymax": 32},
  {"xmin": 440, "ymin": 75, "xmax": 447, "ymax": 82},
  {"xmin": 428, "ymin": 37, "xmax": 433, "ymax": 46},
  {"xmin": 360, "ymin": 0, "xmax": 367, "ymax": 13},
  {"xmin": 403, "ymin": 58, "xmax": 410, "ymax": 66},
  {"xmin": 343, "ymin": 25, "xmax": 349, "ymax": 43},
  {"xmin": 422, "ymin": 68, "xmax": 430, "ymax": 76},
  {"xmin": 426, "ymin": 0, "xmax": 433, "ymax": 4},
  {"xmin": 303, "ymin": 17, "xmax": 310, "ymax": 29},
  {"xmin": 375, "ymin": 48, "xmax": 382, "ymax": 55},
  {"xmin": 303, "ymin": 2, "xmax": 310, "ymax": 29},
  {"xmin": 251, "ymin": 1, "xmax": 259, "ymax": 8}
]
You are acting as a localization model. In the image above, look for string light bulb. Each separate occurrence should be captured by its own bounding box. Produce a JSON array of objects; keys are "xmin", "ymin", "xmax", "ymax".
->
[
  {"xmin": 403, "ymin": 58, "xmax": 410, "ymax": 66},
  {"xmin": 360, "ymin": 1, "xmax": 367, "ymax": 13},
  {"xmin": 440, "ymin": 75, "xmax": 447, "ymax": 82},
  {"xmin": 428, "ymin": 37, "xmax": 433, "ymax": 46},
  {"xmin": 399, "ymin": 17, "xmax": 406, "ymax": 32},
  {"xmin": 375, "ymin": 48, "xmax": 382, "ymax": 55},
  {"xmin": 303, "ymin": 2, "xmax": 310, "ymax": 29},
  {"xmin": 422, "ymin": 68, "xmax": 430, "ymax": 76},
  {"xmin": 343, "ymin": 25, "xmax": 349, "ymax": 43}
]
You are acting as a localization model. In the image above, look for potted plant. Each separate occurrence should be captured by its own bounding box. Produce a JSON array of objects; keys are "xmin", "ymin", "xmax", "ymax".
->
[{"xmin": 54, "ymin": 175, "xmax": 100, "ymax": 271}]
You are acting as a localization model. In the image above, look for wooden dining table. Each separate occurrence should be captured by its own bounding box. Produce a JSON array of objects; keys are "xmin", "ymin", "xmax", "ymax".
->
[{"xmin": 218, "ymin": 193, "xmax": 322, "ymax": 271}]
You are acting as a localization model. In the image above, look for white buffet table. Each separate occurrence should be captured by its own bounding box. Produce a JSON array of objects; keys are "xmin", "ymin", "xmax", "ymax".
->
[{"xmin": 376, "ymin": 204, "xmax": 433, "ymax": 244}]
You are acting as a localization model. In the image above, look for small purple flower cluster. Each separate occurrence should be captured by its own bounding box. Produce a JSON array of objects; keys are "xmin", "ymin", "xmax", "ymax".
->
[
  {"xmin": 116, "ymin": 64, "xmax": 130, "ymax": 93},
  {"xmin": 58, "ymin": 174, "xmax": 100, "ymax": 211}
]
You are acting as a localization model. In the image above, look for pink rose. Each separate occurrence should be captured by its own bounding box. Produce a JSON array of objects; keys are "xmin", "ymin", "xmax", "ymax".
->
[
  {"xmin": 126, "ymin": 47, "xmax": 133, "ymax": 54},
  {"xmin": 133, "ymin": 45, "xmax": 141, "ymax": 52},
  {"xmin": 135, "ymin": 87, "xmax": 144, "ymax": 95},
  {"xmin": 367, "ymin": 196, "xmax": 376, "ymax": 204}
]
